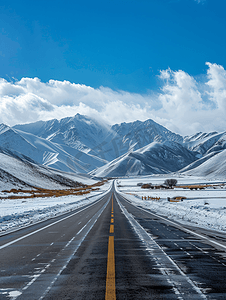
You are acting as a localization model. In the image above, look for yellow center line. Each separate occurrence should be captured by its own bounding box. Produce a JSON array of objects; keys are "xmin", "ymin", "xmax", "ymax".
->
[
  {"xmin": 110, "ymin": 225, "xmax": 114, "ymax": 233},
  {"xmin": 105, "ymin": 194, "xmax": 116, "ymax": 299},
  {"xmin": 111, "ymin": 195, "xmax": 114, "ymax": 212},
  {"xmin": 105, "ymin": 236, "xmax": 116, "ymax": 300}
]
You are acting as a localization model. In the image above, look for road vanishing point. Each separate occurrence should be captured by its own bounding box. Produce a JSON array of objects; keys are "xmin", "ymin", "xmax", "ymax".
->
[{"xmin": 1, "ymin": 182, "xmax": 226, "ymax": 299}]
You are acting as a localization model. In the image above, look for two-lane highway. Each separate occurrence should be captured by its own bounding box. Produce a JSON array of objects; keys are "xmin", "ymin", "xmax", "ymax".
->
[
  {"xmin": 1, "ymin": 183, "xmax": 226, "ymax": 299},
  {"xmin": 0, "ymin": 190, "xmax": 111, "ymax": 299}
]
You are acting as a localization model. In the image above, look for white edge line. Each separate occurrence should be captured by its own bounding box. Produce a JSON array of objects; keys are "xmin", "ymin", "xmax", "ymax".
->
[
  {"xmin": 76, "ymin": 219, "xmax": 92, "ymax": 235},
  {"xmin": 115, "ymin": 193, "xmax": 207, "ymax": 299},
  {"xmin": 0, "ymin": 182, "xmax": 112, "ymax": 238},
  {"xmin": 117, "ymin": 190, "xmax": 226, "ymax": 251},
  {"xmin": 0, "ymin": 190, "xmax": 111, "ymax": 250},
  {"xmin": 38, "ymin": 194, "xmax": 111, "ymax": 300}
]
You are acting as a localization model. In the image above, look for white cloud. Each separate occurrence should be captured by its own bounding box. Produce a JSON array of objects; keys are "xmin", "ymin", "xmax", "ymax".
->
[
  {"xmin": 206, "ymin": 62, "xmax": 226, "ymax": 110},
  {"xmin": 1, "ymin": 62, "xmax": 226, "ymax": 136},
  {"xmin": 156, "ymin": 63, "xmax": 226, "ymax": 134},
  {"xmin": 0, "ymin": 77, "xmax": 153, "ymax": 127}
]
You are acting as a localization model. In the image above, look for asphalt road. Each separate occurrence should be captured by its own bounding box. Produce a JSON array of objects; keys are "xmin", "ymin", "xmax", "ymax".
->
[{"xmin": 1, "ymin": 184, "xmax": 226, "ymax": 299}]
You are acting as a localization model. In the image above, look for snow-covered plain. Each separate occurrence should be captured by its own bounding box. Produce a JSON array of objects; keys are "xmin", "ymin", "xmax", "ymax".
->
[
  {"xmin": 2, "ymin": 173, "xmax": 226, "ymax": 236},
  {"xmin": 116, "ymin": 175, "xmax": 226, "ymax": 232},
  {"xmin": 0, "ymin": 181, "xmax": 111, "ymax": 234}
]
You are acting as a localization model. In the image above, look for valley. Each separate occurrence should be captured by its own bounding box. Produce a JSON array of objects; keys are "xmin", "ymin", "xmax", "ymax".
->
[{"xmin": 1, "ymin": 114, "xmax": 226, "ymax": 299}]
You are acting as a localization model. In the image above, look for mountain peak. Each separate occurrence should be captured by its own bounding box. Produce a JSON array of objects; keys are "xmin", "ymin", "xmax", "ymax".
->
[{"xmin": 0, "ymin": 123, "xmax": 11, "ymax": 135}]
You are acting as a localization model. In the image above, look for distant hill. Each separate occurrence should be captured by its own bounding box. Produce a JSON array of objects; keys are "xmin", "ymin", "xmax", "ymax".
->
[
  {"xmin": 0, "ymin": 148, "xmax": 95, "ymax": 191},
  {"xmin": 181, "ymin": 149, "xmax": 226, "ymax": 178}
]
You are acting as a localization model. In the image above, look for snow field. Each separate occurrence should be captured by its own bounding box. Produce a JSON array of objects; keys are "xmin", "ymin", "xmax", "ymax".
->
[
  {"xmin": 0, "ymin": 181, "xmax": 112, "ymax": 234},
  {"xmin": 116, "ymin": 176, "xmax": 226, "ymax": 232}
]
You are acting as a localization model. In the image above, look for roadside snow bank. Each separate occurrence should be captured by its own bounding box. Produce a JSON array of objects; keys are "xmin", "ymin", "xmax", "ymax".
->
[
  {"xmin": 0, "ymin": 182, "xmax": 111, "ymax": 234},
  {"xmin": 116, "ymin": 189, "xmax": 226, "ymax": 232}
]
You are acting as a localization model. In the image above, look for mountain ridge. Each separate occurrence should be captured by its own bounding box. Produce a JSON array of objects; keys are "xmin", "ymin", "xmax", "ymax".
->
[
  {"xmin": 91, "ymin": 141, "xmax": 197, "ymax": 177},
  {"xmin": 0, "ymin": 113, "xmax": 222, "ymax": 179},
  {"xmin": 13, "ymin": 114, "xmax": 184, "ymax": 162}
]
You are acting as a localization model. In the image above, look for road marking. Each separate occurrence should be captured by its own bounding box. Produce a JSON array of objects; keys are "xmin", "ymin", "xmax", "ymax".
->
[
  {"xmin": 116, "ymin": 194, "xmax": 207, "ymax": 299},
  {"xmin": 105, "ymin": 236, "xmax": 116, "ymax": 300},
  {"xmin": 6, "ymin": 195, "xmax": 111, "ymax": 300},
  {"xmin": 38, "ymin": 194, "xmax": 112, "ymax": 300},
  {"xmin": 106, "ymin": 193, "xmax": 116, "ymax": 300},
  {"xmin": 0, "ymin": 194, "xmax": 107, "ymax": 250},
  {"xmin": 111, "ymin": 195, "xmax": 114, "ymax": 212},
  {"xmin": 76, "ymin": 219, "xmax": 92, "ymax": 235},
  {"xmin": 120, "ymin": 193, "xmax": 226, "ymax": 251},
  {"xmin": 110, "ymin": 225, "xmax": 114, "ymax": 233}
]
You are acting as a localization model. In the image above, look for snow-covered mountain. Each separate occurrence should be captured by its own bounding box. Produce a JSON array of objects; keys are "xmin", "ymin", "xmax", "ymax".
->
[
  {"xmin": 91, "ymin": 141, "xmax": 197, "ymax": 177},
  {"xmin": 181, "ymin": 149, "xmax": 226, "ymax": 178},
  {"xmin": 0, "ymin": 124, "xmax": 107, "ymax": 173},
  {"xmin": 107, "ymin": 119, "xmax": 183, "ymax": 159},
  {"xmin": 0, "ymin": 113, "xmax": 224, "ymax": 179},
  {"xmin": 14, "ymin": 114, "xmax": 183, "ymax": 162},
  {"xmin": 183, "ymin": 131, "xmax": 226, "ymax": 155},
  {"xmin": 179, "ymin": 131, "xmax": 226, "ymax": 178},
  {"xmin": 14, "ymin": 114, "xmax": 115, "ymax": 161}
]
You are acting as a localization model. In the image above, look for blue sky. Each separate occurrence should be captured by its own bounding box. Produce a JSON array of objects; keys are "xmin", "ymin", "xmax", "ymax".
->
[
  {"xmin": 1, "ymin": 0, "xmax": 226, "ymax": 135},
  {"xmin": 1, "ymin": 0, "xmax": 226, "ymax": 93}
]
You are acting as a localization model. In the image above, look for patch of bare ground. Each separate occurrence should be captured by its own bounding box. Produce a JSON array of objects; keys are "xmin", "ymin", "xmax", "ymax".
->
[{"xmin": 1, "ymin": 180, "xmax": 108, "ymax": 200}]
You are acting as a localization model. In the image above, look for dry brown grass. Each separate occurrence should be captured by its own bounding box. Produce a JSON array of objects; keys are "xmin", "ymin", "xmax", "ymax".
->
[
  {"xmin": 1, "ymin": 180, "xmax": 108, "ymax": 200},
  {"xmin": 142, "ymin": 196, "xmax": 160, "ymax": 201},
  {"xmin": 176, "ymin": 184, "xmax": 224, "ymax": 190}
]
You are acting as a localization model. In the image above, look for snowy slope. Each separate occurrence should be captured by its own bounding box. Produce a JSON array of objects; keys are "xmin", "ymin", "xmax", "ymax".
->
[
  {"xmin": 14, "ymin": 114, "xmax": 115, "ymax": 159},
  {"xmin": 15, "ymin": 129, "xmax": 107, "ymax": 172},
  {"xmin": 91, "ymin": 141, "xmax": 197, "ymax": 177},
  {"xmin": 183, "ymin": 131, "xmax": 226, "ymax": 155},
  {"xmin": 181, "ymin": 131, "xmax": 226, "ymax": 178},
  {"xmin": 0, "ymin": 150, "xmax": 96, "ymax": 190},
  {"xmin": 0, "ymin": 124, "xmax": 107, "ymax": 173},
  {"xmin": 0, "ymin": 182, "xmax": 111, "ymax": 234},
  {"xmin": 182, "ymin": 149, "xmax": 226, "ymax": 178},
  {"xmin": 0, "ymin": 124, "xmax": 43, "ymax": 160}
]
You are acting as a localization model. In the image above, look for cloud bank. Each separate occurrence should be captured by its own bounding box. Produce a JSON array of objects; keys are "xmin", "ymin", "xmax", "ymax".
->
[{"xmin": 0, "ymin": 62, "xmax": 225, "ymax": 136}]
